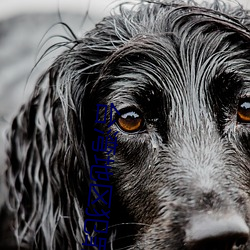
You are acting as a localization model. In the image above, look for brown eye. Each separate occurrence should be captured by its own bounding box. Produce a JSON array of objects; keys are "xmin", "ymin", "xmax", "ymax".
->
[
  {"xmin": 237, "ymin": 99, "xmax": 250, "ymax": 123},
  {"xmin": 117, "ymin": 110, "xmax": 144, "ymax": 133}
]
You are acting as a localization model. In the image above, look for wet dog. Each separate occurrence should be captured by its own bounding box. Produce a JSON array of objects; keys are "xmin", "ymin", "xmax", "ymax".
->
[{"xmin": 1, "ymin": 0, "xmax": 250, "ymax": 249}]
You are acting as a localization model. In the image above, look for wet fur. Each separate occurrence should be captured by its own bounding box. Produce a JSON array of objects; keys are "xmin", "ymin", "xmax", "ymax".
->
[{"xmin": 2, "ymin": 0, "xmax": 250, "ymax": 249}]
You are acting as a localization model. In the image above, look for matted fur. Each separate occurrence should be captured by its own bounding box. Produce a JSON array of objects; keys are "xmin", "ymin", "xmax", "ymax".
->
[{"xmin": 2, "ymin": 0, "xmax": 250, "ymax": 249}]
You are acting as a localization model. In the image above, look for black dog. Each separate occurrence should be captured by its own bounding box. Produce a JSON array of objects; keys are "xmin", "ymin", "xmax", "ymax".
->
[{"xmin": 2, "ymin": 0, "xmax": 250, "ymax": 249}]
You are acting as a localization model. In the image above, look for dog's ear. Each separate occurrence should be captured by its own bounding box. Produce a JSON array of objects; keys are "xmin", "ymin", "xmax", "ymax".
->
[
  {"xmin": 4, "ymin": 66, "xmax": 87, "ymax": 248},
  {"xmin": 2, "ymin": 16, "xmax": 124, "ymax": 249}
]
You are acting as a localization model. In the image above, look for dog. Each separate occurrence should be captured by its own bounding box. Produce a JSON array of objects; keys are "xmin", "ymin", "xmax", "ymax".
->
[{"xmin": 1, "ymin": 0, "xmax": 250, "ymax": 249}]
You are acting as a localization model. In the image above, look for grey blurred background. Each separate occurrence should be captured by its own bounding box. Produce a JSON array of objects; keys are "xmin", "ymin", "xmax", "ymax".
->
[
  {"xmin": 0, "ymin": 0, "xmax": 118, "ymax": 172},
  {"xmin": 0, "ymin": 0, "xmax": 250, "ymax": 173}
]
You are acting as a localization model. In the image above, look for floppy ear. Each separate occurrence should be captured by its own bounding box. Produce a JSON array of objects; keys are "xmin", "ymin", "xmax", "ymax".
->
[
  {"xmin": 4, "ymin": 65, "xmax": 89, "ymax": 249},
  {"xmin": 2, "ymin": 15, "xmax": 125, "ymax": 249}
]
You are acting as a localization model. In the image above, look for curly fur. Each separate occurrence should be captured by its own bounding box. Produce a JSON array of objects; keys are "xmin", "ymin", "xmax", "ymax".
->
[{"xmin": 2, "ymin": 0, "xmax": 250, "ymax": 249}]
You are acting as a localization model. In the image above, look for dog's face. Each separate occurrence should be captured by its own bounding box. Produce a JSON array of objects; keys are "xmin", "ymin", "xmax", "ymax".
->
[
  {"xmin": 88, "ymin": 3, "xmax": 250, "ymax": 250},
  {"xmin": 3, "ymin": 1, "xmax": 250, "ymax": 250}
]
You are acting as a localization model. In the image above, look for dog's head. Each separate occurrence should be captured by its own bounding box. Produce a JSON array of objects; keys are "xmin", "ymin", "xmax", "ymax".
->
[{"xmin": 3, "ymin": 1, "xmax": 250, "ymax": 250}]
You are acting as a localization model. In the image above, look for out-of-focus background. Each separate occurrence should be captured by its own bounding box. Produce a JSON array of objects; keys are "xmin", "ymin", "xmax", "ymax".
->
[
  {"xmin": 0, "ymin": 0, "xmax": 250, "ymax": 171},
  {"xmin": 0, "ymin": 0, "xmax": 118, "ymax": 120},
  {"xmin": 0, "ymin": 0, "xmax": 119, "ymax": 170}
]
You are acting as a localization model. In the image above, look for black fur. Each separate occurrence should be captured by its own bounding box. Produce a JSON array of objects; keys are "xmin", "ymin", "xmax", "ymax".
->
[{"xmin": 2, "ymin": 0, "xmax": 250, "ymax": 249}]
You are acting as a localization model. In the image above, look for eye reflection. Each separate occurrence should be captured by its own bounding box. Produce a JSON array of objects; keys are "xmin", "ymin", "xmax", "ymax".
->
[{"xmin": 117, "ymin": 110, "xmax": 144, "ymax": 133}]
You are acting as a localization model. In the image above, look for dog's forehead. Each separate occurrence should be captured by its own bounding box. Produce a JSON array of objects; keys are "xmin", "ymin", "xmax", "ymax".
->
[
  {"xmin": 108, "ymin": 34, "xmax": 248, "ymax": 100},
  {"xmin": 105, "ymin": 6, "xmax": 250, "ymax": 103}
]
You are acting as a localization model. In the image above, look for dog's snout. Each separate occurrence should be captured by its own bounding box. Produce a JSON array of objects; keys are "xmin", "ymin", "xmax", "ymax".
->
[{"xmin": 185, "ymin": 213, "xmax": 249, "ymax": 250}]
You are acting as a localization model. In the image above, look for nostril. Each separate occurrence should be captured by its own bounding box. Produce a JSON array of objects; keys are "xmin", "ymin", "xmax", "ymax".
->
[
  {"xmin": 185, "ymin": 213, "xmax": 249, "ymax": 250},
  {"xmin": 235, "ymin": 235, "xmax": 248, "ymax": 248},
  {"xmin": 187, "ymin": 233, "xmax": 248, "ymax": 250}
]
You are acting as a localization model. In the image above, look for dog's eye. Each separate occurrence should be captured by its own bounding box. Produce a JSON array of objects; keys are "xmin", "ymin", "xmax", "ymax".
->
[
  {"xmin": 117, "ymin": 110, "xmax": 144, "ymax": 133},
  {"xmin": 237, "ymin": 99, "xmax": 250, "ymax": 123}
]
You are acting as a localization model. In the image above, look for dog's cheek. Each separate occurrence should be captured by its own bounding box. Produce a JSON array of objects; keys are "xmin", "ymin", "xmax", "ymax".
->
[
  {"xmin": 111, "ymin": 135, "xmax": 160, "ymax": 223},
  {"xmin": 237, "ymin": 130, "xmax": 250, "ymax": 159},
  {"xmin": 227, "ymin": 125, "xmax": 250, "ymax": 167}
]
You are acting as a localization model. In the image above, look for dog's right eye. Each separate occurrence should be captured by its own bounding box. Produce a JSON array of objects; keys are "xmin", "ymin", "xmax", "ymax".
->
[
  {"xmin": 117, "ymin": 110, "xmax": 145, "ymax": 133},
  {"xmin": 237, "ymin": 98, "xmax": 250, "ymax": 123}
]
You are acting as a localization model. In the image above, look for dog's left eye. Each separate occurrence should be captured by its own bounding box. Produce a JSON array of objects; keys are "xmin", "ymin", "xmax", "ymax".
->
[
  {"xmin": 117, "ymin": 110, "xmax": 145, "ymax": 133},
  {"xmin": 237, "ymin": 98, "xmax": 250, "ymax": 123}
]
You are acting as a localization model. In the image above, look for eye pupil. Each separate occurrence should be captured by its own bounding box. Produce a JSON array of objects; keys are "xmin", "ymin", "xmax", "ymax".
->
[
  {"xmin": 117, "ymin": 110, "xmax": 144, "ymax": 133},
  {"xmin": 237, "ymin": 99, "xmax": 250, "ymax": 123}
]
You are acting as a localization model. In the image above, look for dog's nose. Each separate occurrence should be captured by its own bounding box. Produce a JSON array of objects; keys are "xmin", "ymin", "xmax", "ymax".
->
[{"xmin": 185, "ymin": 213, "xmax": 249, "ymax": 250}]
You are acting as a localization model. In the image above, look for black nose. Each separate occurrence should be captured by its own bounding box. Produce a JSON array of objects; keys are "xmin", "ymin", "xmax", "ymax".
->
[{"xmin": 185, "ymin": 213, "xmax": 249, "ymax": 250}]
